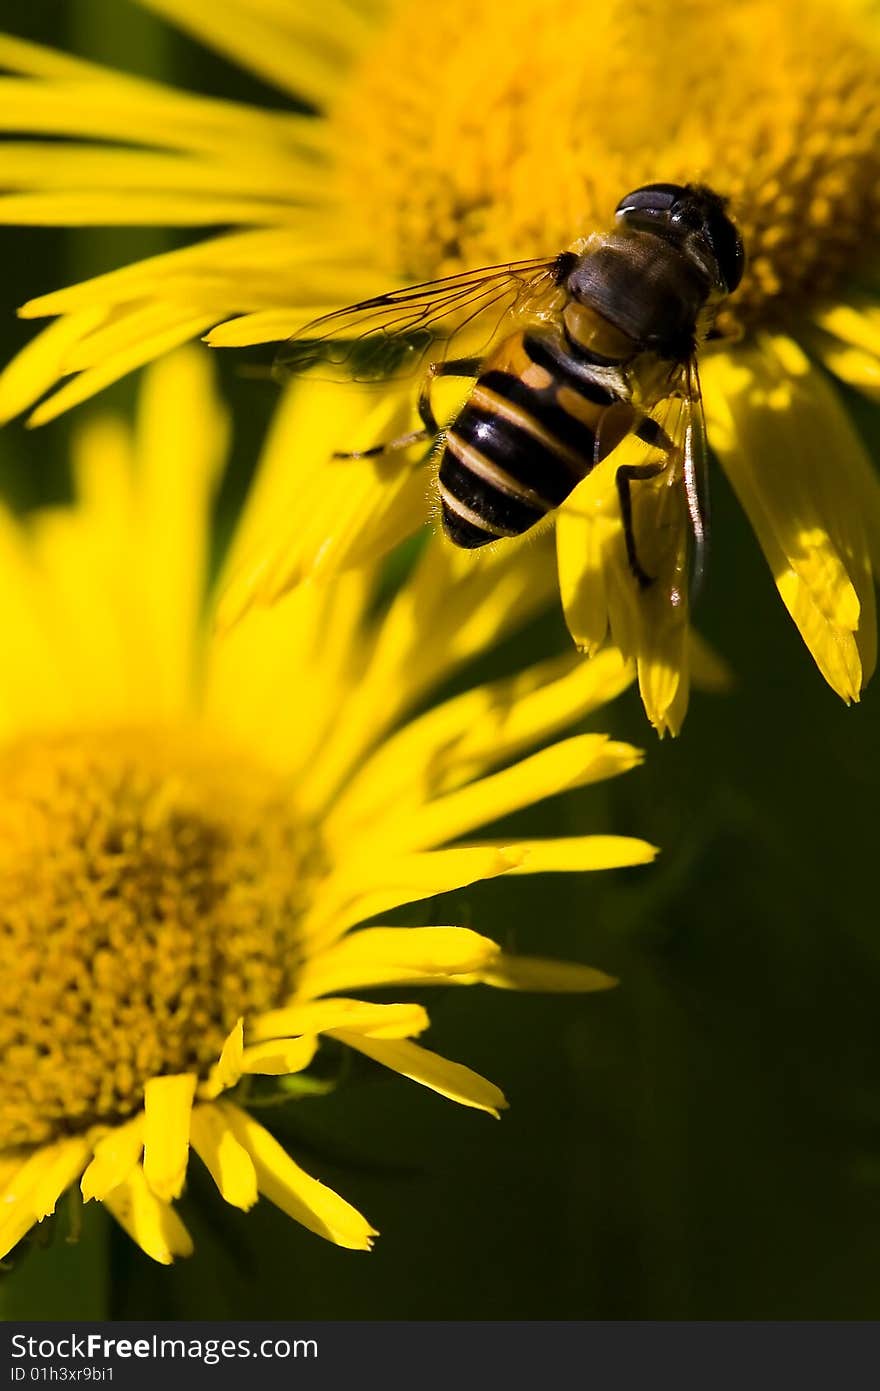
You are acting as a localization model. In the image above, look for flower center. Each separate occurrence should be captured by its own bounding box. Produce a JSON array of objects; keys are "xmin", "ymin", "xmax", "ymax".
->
[
  {"xmin": 333, "ymin": 0, "xmax": 880, "ymax": 335},
  {"xmin": 0, "ymin": 728, "xmax": 309, "ymax": 1149}
]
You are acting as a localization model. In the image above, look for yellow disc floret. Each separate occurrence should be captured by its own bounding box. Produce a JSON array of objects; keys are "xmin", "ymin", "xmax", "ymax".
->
[
  {"xmin": 332, "ymin": 0, "xmax": 880, "ymax": 335},
  {"xmin": 0, "ymin": 728, "xmax": 308, "ymax": 1148}
]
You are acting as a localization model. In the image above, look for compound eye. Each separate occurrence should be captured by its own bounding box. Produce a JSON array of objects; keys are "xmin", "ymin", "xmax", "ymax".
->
[
  {"xmin": 707, "ymin": 213, "xmax": 745, "ymax": 293},
  {"xmin": 615, "ymin": 183, "xmax": 685, "ymax": 232},
  {"xmin": 615, "ymin": 183, "xmax": 684, "ymax": 215}
]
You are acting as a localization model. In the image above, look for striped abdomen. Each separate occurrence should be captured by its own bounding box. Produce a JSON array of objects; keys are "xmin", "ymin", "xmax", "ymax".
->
[{"xmin": 438, "ymin": 329, "xmax": 621, "ymax": 549}]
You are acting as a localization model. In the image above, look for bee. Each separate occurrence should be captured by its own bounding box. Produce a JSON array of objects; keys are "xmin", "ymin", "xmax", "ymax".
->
[{"xmin": 276, "ymin": 183, "xmax": 744, "ymax": 592}]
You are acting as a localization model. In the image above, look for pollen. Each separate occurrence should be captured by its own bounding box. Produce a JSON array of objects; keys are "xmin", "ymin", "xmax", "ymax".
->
[
  {"xmin": 331, "ymin": 0, "xmax": 880, "ymax": 335},
  {"xmin": 0, "ymin": 728, "xmax": 309, "ymax": 1149}
]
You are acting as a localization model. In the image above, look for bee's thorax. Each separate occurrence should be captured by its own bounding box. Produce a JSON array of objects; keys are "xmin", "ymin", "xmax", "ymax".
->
[{"xmin": 564, "ymin": 232, "xmax": 714, "ymax": 360}]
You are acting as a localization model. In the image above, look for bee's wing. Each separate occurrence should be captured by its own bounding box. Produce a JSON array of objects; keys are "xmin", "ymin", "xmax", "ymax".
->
[
  {"xmin": 273, "ymin": 255, "xmax": 564, "ymax": 385},
  {"xmin": 645, "ymin": 358, "xmax": 710, "ymax": 602},
  {"xmin": 681, "ymin": 358, "xmax": 710, "ymax": 601}
]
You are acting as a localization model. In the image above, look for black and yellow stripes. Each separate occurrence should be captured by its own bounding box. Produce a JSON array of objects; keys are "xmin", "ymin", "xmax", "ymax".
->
[{"xmin": 438, "ymin": 330, "xmax": 621, "ymax": 550}]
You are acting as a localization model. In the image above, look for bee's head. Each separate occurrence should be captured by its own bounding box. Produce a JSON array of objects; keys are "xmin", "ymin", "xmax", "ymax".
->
[{"xmin": 615, "ymin": 182, "xmax": 745, "ymax": 295}]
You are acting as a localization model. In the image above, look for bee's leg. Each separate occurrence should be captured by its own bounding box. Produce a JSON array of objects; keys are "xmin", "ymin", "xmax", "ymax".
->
[
  {"xmin": 418, "ymin": 356, "xmax": 483, "ymax": 434},
  {"xmin": 333, "ymin": 356, "xmax": 482, "ymax": 460},
  {"xmin": 593, "ymin": 401, "xmax": 636, "ymax": 466},
  {"xmin": 333, "ymin": 429, "xmax": 431, "ymax": 461},
  {"xmin": 615, "ymin": 461, "xmax": 667, "ymax": 589},
  {"xmin": 635, "ymin": 417, "xmax": 673, "ymax": 451}
]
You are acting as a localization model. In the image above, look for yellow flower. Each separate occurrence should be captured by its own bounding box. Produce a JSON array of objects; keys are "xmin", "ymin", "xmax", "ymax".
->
[
  {"xmin": 0, "ymin": 346, "xmax": 654, "ymax": 1267},
  {"xmin": 1, "ymin": 0, "xmax": 879, "ymax": 732}
]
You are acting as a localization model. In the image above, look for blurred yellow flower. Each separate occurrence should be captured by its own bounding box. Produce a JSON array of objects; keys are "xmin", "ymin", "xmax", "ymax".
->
[
  {"xmin": 0, "ymin": 347, "xmax": 655, "ymax": 1266},
  {"xmin": 0, "ymin": 0, "xmax": 879, "ymax": 732}
]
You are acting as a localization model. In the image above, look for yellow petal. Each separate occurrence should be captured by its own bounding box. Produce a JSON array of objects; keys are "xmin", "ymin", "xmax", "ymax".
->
[
  {"xmin": 27, "ymin": 311, "xmax": 217, "ymax": 426},
  {"xmin": 688, "ymin": 628, "xmax": 735, "ymax": 693},
  {"xmin": 0, "ymin": 508, "xmax": 79, "ymax": 735},
  {"xmin": 637, "ymin": 613, "xmax": 688, "ymax": 737},
  {"xmin": 299, "ymin": 844, "xmax": 522, "ymax": 950},
  {"xmin": 20, "ymin": 229, "xmax": 303, "ymax": 319},
  {"xmin": 189, "ymin": 1104, "xmax": 258, "ymax": 1211},
  {"xmin": 0, "ymin": 1156, "xmax": 23, "ymax": 1192},
  {"xmin": 812, "ymin": 301, "xmax": 880, "ymax": 357},
  {"xmin": 143, "ymin": 1073, "xmax": 196, "ymax": 1202},
  {"xmin": 557, "ymin": 438, "xmax": 692, "ymax": 735},
  {"xmin": 330, "ymin": 647, "xmax": 635, "ymax": 833},
  {"xmin": 103, "ymin": 1165, "xmax": 193, "ymax": 1265},
  {"xmin": 702, "ymin": 336, "xmax": 879, "ymax": 698},
  {"xmin": 0, "ymin": 48, "xmax": 326, "ymax": 157},
  {"xmin": 289, "ymin": 535, "xmax": 560, "ymax": 814},
  {"xmin": 489, "ymin": 834, "xmax": 659, "ymax": 872},
  {"xmin": 555, "ymin": 452, "xmax": 640, "ymax": 660},
  {"xmin": 473, "ymin": 954, "xmax": 618, "ymax": 992},
  {"xmin": 807, "ymin": 297, "xmax": 880, "ymax": 402},
  {"xmin": 0, "ymin": 1202, "xmax": 40, "ymax": 1264},
  {"xmin": 205, "ymin": 567, "xmax": 371, "ymax": 782},
  {"xmin": 0, "ymin": 307, "xmax": 104, "ymax": 424},
  {"xmin": 14, "ymin": 1138, "xmax": 91, "ymax": 1222},
  {"xmin": 359, "ymin": 533, "xmax": 559, "ymax": 725},
  {"xmin": 205, "ymin": 308, "xmax": 325, "ymax": 347},
  {"xmin": 0, "ymin": 1154, "xmax": 41, "ymax": 1261},
  {"xmin": 0, "ymin": 1137, "xmax": 91, "ymax": 1258},
  {"xmin": 333, "ymin": 1033, "xmax": 507, "ymax": 1117},
  {"xmin": 61, "ymin": 304, "xmax": 208, "ymax": 375},
  {"xmin": 0, "ymin": 32, "xmax": 132, "ymax": 81},
  {"xmin": 776, "ymin": 561, "xmax": 864, "ymax": 699},
  {"xmin": 219, "ymin": 1102, "xmax": 377, "ymax": 1250},
  {"xmin": 202, "ymin": 1018, "xmax": 245, "ymax": 1100},
  {"xmin": 133, "ymin": 347, "xmax": 227, "ymax": 718},
  {"xmin": 216, "ymin": 380, "xmax": 422, "ymax": 629},
  {"xmin": 136, "ymin": 0, "xmax": 357, "ymax": 107},
  {"xmin": 340, "ymin": 733, "xmax": 642, "ymax": 855},
  {"xmin": 23, "ymin": 434, "xmax": 140, "ymax": 723},
  {"xmin": 556, "ymin": 491, "xmax": 613, "ymax": 656},
  {"xmin": 811, "ymin": 335, "xmax": 880, "ymax": 401},
  {"xmin": 0, "ymin": 191, "xmax": 301, "ymax": 227},
  {"xmin": 621, "ymin": 450, "xmax": 690, "ymax": 735},
  {"xmin": 241, "ymin": 1036, "xmax": 318, "ymax": 1075},
  {"xmin": 23, "ymin": 353, "xmax": 219, "ymax": 724},
  {"xmin": 655, "ymin": 661, "xmax": 690, "ymax": 738},
  {"xmin": 0, "ymin": 142, "xmax": 321, "ymax": 199},
  {"xmin": 251, "ymin": 999, "xmax": 429, "ymax": 1044},
  {"xmin": 81, "ymin": 1116, "xmax": 144, "ymax": 1202},
  {"xmin": 295, "ymin": 926, "xmax": 501, "ymax": 999}
]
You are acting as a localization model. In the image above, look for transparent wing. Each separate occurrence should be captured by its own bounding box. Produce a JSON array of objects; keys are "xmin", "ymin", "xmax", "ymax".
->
[
  {"xmin": 681, "ymin": 357, "xmax": 710, "ymax": 601},
  {"xmin": 273, "ymin": 255, "xmax": 564, "ymax": 385},
  {"xmin": 644, "ymin": 357, "xmax": 711, "ymax": 602}
]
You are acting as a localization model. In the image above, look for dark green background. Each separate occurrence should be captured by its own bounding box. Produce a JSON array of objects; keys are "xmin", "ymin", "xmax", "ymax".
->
[{"xmin": 2, "ymin": 0, "xmax": 879, "ymax": 1320}]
